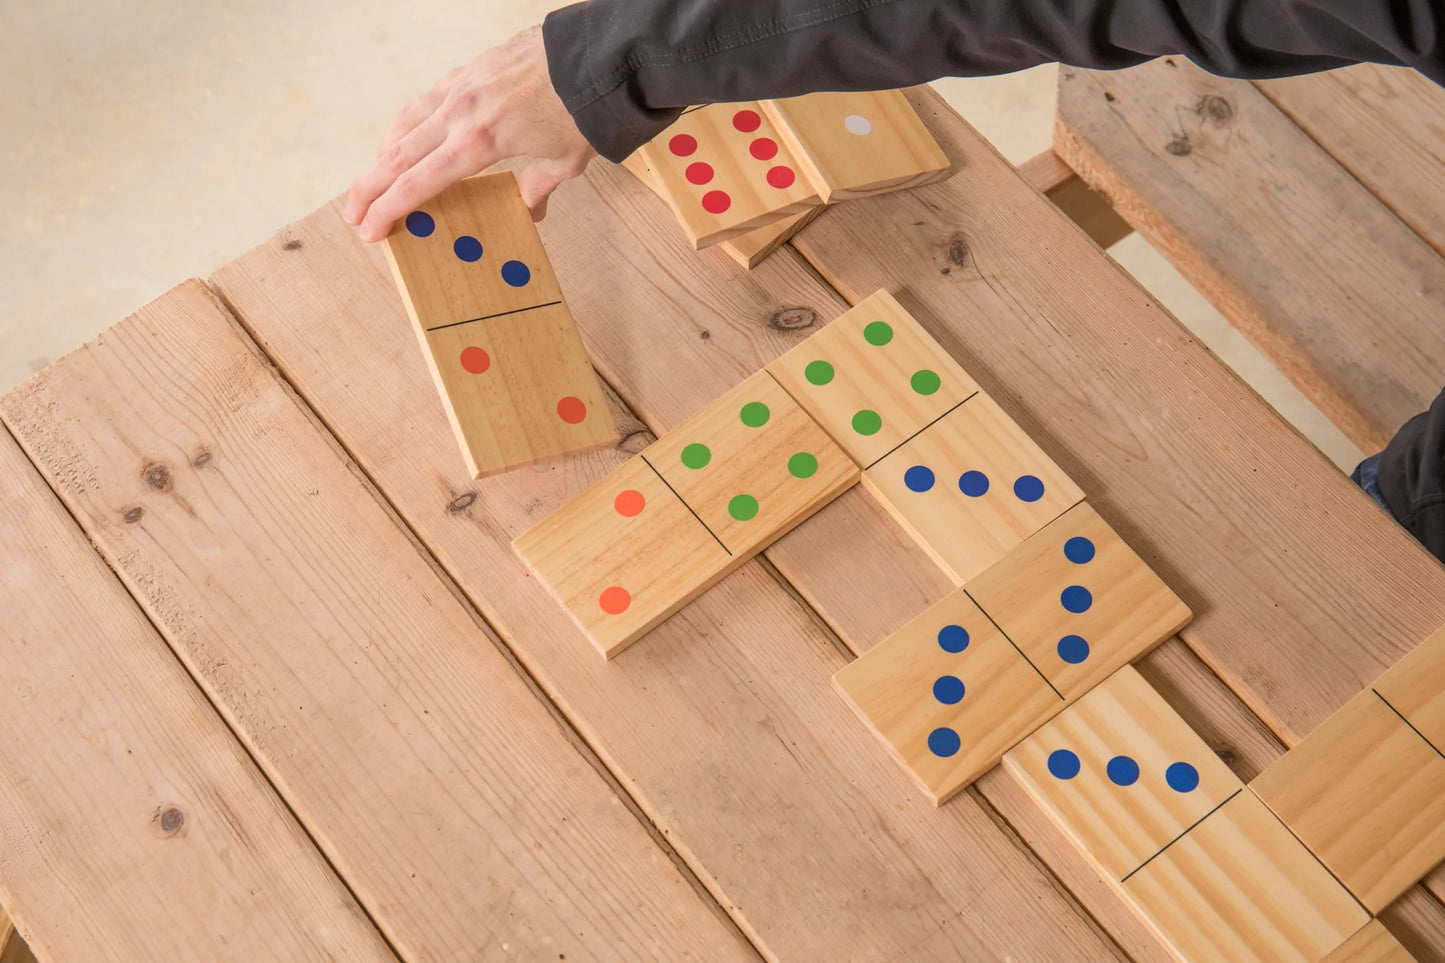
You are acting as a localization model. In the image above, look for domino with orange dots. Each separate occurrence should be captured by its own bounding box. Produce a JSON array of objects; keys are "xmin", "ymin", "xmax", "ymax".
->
[
  {"xmin": 382, "ymin": 171, "xmax": 618, "ymax": 478},
  {"xmin": 637, "ymin": 103, "xmax": 822, "ymax": 249},
  {"xmin": 515, "ymin": 369, "xmax": 858, "ymax": 657}
]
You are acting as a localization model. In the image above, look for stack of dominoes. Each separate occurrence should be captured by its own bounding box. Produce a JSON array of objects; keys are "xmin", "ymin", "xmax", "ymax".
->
[
  {"xmin": 623, "ymin": 91, "xmax": 952, "ymax": 268},
  {"xmin": 516, "ymin": 289, "xmax": 1434, "ymax": 961}
]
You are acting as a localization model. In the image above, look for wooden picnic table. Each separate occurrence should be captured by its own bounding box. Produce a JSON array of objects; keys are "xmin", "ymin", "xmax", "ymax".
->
[{"xmin": 2, "ymin": 79, "xmax": 1445, "ymax": 962}]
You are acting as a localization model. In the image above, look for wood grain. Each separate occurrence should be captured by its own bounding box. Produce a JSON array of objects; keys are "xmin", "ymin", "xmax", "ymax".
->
[
  {"xmin": 1054, "ymin": 59, "xmax": 1445, "ymax": 451},
  {"xmin": 0, "ymin": 281, "xmax": 751, "ymax": 962},
  {"xmin": 211, "ymin": 198, "xmax": 1128, "ymax": 960},
  {"xmin": 1321, "ymin": 920, "xmax": 1415, "ymax": 963},
  {"xmin": 0, "ymin": 425, "xmax": 394, "ymax": 962},
  {"xmin": 1255, "ymin": 64, "xmax": 1445, "ymax": 261}
]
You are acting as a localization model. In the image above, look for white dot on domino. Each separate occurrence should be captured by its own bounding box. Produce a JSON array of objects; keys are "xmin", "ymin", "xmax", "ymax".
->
[{"xmin": 844, "ymin": 114, "xmax": 872, "ymax": 136}]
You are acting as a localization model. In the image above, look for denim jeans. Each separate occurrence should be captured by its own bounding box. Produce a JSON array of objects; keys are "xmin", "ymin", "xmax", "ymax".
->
[{"xmin": 1351, "ymin": 452, "xmax": 1389, "ymax": 513}]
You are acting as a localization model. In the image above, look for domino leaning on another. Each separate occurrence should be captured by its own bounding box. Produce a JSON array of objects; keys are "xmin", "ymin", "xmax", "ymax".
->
[{"xmin": 340, "ymin": 0, "xmax": 1445, "ymax": 567}]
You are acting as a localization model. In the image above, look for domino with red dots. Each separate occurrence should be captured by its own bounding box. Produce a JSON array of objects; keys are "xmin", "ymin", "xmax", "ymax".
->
[
  {"xmin": 514, "ymin": 369, "xmax": 858, "ymax": 658},
  {"xmin": 637, "ymin": 103, "xmax": 822, "ymax": 249},
  {"xmin": 382, "ymin": 171, "xmax": 618, "ymax": 478},
  {"xmin": 759, "ymin": 90, "xmax": 951, "ymax": 202},
  {"xmin": 1003, "ymin": 667, "xmax": 1366, "ymax": 962}
]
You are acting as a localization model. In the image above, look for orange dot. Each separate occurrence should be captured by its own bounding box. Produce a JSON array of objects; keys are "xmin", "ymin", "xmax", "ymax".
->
[
  {"xmin": 557, "ymin": 396, "xmax": 587, "ymax": 424},
  {"xmin": 459, "ymin": 346, "xmax": 490, "ymax": 374},
  {"xmin": 614, "ymin": 489, "xmax": 646, "ymax": 517},
  {"xmin": 599, "ymin": 586, "xmax": 631, "ymax": 615}
]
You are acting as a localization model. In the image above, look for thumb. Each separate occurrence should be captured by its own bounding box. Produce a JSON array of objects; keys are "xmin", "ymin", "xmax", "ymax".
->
[{"xmin": 516, "ymin": 156, "xmax": 587, "ymax": 222}]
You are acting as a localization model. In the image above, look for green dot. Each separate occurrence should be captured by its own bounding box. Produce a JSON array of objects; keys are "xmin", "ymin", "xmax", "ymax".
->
[
  {"xmin": 681, "ymin": 443, "xmax": 711, "ymax": 469},
  {"xmin": 911, "ymin": 369, "xmax": 941, "ymax": 395},
  {"xmin": 863, "ymin": 321, "xmax": 894, "ymax": 346},
  {"xmin": 728, "ymin": 494, "xmax": 759, "ymax": 521},
  {"xmin": 739, "ymin": 401, "xmax": 771, "ymax": 427},
  {"xmin": 804, "ymin": 360, "xmax": 834, "ymax": 386},
  {"xmin": 852, "ymin": 409, "xmax": 882, "ymax": 436},
  {"xmin": 788, "ymin": 452, "xmax": 818, "ymax": 478}
]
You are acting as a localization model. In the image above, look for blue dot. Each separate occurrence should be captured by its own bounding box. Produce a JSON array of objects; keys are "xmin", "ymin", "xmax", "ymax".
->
[
  {"xmin": 958, "ymin": 470, "xmax": 990, "ymax": 497},
  {"xmin": 937, "ymin": 624, "xmax": 970, "ymax": 653},
  {"xmin": 928, "ymin": 727, "xmax": 961, "ymax": 757},
  {"xmin": 1013, "ymin": 475, "xmax": 1045, "ymax": 502},
  {"xmin": 1061, "ymin": 585, "xmax": 1093, "ymax": 613},
  {"xmin": 1166, "ymin": 762, "xmax": 1200, "ymax": 793},
  {"xmin": 453, "ymin": 235, "xmax": 483, "ymax": 262},
  {"xmin": 1057, "ymin": 635, "xmax": 1090, "ymax": 664},
  {"xmin": 500, "ymin": 259, "xmax": 531, "ymax": 287},
  {"xmin": 405, "ymin": 210, "xmax": 435, "ymax": 237},
  {"xmin": 904, "ymin": 465, "xmax": 935, "ymax": 493},
  {"xmin": 1064, "ymin": 536, "xmax": 1096, "ymax": 564},
  {"xmin": 933, "ymin": 675, "xmax": 965, "ymax": 705},
  {"xmin": 1106, "ymin": 755, "xmax": 1140, "ymax": 786},
  {"xmin": 1047, "ymin": 749, "xmax": 1080, "ymax": 779}
]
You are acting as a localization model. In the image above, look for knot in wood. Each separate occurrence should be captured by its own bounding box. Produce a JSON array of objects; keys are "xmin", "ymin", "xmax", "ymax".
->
[
  {"xmin": 142, "ymin": 463, "xmax": 173, "ymax": 491},
  {"xmin": 1165, "ymin": 134, "xmax": 1192, "ymax": 156},
  {"xmin": 698, "ymin": 329, "xmax": 710, "ymax": 341},
  {"xmin": 1212, "ymin": 744, "xmax": 1238, "ymax": 768},
  {"xmin": 767, "ymin": 306, "xmax": 817, "ymax": 332},
  {"xmin": 946, "ymin": 234, "xmax": 970, "ymax": 267},
  {"xmin": 447, "ymin": 491, "xmax": 478, "ymax": 514},
  {"xmin": 153, "ymin": 805, "xmax": 186, "ymax": 838},
  {"xmin": 282, "ymin": 239, "xmax": 303, "ymax": 251},
  {"xmin": 192, "ymin": 449, "xmax": 213, "ymax": 468},
  {"xmin": 618, "ymin": 430, "xmax": 651, "ymax": 455},
  {"xmin": 122, "ymin": 506, "xmax": 145, "ymax": 524},
  {"xmin": 1199, "ymin": 95, "xmax": 1233, "ymax": 125}
]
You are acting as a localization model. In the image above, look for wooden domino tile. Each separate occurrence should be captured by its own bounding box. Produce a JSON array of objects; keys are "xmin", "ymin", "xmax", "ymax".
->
[
  {"xmin": 621, "ymin": 150, "xmax": 822, "ymax": 269},
  {"xmin": 381, "ymin": 171, "xmax": 617, "ymax": 477},
  {"xmin": 766, "ymin": 289, "xmax": 980, "ymax": 468},
  {"xmin": 1250, "ymin": 686, "xmax": 1445, "ymax": 912},
  {"xmin": 863, "ymin": 393, "xmax": 1083, "ymax": 583},
  {"xmin": 637, "ymin": 103, "xmax": 821, "ymax": 249},
  {"xmin": 1002, "ymin": 666, "xmax": 1243, "ymax": 882},
  {"xmin": 834, "ymin": 589, "xmax": 1063, "ymax": 804},
  {"xmin": 1373, "ymin": 622, "xmax": 1445, "ymax": 746},
  {"xmin": 512, "ymin": 456, "xmax": 735, "ymax": 659},
  {"xmin": 759, "ymin": 90, "xmax": 951, "ymax": 202},
  {"xmin": 966, "ymin": 501, "xmax": 1191, "ymax": 699},
  {"xmin": 1124, "ymin": 791, "xmax": 1367, "ymax": 962},
  {"xmin": 643, "ymin": 370, "xmax": 859, "ymax": 557},
  {"xmin": 1322, "ymin": 921, "xmax": 1415, "ymax": 963}
]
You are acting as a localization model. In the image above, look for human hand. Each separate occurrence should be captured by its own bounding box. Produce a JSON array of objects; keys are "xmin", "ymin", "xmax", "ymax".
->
[{"xmin": 344, "ymin": 25, "xmax": 595, "ymax": 240}]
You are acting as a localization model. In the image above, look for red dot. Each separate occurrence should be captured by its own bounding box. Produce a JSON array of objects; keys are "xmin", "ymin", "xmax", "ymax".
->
[
  {"xmin": 557, "ymin": 396, "xmax": 587, "ymax": 424},
  {"xmin": 614, "ymin": 489, "xmax": 646, "ymax": 517},
  {"xmin": 701, "ymin": 190, "xmax": 732, "ymax": 214},
  {"xmin": 459, "ymin": 346, "xmax": 490, "ymax": 374},
  {"xmin": 749, "ymin": 137, "xmax": 778, "ymax": 161},
  {"xmin": 766, "ymin": 165, "xmax": 796, "ymax": 189},
  {"xmin": 732, "ymin": 109, "xmax": 761, "ymax": 133},
  {"xmin": 669, "ymin": 134, "xmax": 697, "ymax": 156},
  {"xmin": 599, "ymin": 586, "xmax": 631, "ymax": 615},
  {"xmin": 685, "ymin": 162, "xmax": 714, "ymax": 185}
]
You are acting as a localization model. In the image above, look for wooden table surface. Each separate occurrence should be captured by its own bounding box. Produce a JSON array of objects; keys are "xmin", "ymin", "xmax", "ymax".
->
[{"xmin": 3, "ymin": 84, "xmax": 1445, "ymax": 961}]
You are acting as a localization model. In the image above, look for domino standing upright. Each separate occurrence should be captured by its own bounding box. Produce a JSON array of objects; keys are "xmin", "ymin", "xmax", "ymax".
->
[{"xmin": 382, "ymin": 171, "xmax": 617, "ymax": 477}]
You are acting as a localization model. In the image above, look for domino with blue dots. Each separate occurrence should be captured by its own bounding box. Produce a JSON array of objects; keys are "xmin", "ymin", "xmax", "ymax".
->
[
  {"xmin": 1005, "ymin": 667, "xmax": 1367, "ymax": 960},
  {"xmin": 381, "ymin": 171, "xmax": 617, "ymax": 477},
  {"xmin": 862, "ymin": 391, "xmax": 1085, "ymax": 584}
]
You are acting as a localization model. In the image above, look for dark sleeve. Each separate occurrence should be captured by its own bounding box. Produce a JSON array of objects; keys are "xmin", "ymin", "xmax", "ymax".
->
[
  {"xmin": 542, "ymin": 0, "xmax": 1445, "ymax": 161},
  {"xmin": 1378, "ymin": 387, "xmax": 1445, "ymax": 565}
]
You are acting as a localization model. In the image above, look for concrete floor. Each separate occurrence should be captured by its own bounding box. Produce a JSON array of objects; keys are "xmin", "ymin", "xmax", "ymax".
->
[{"xmin": 2, "ymin": 2, "xmax": 1362, "ymax": 469}]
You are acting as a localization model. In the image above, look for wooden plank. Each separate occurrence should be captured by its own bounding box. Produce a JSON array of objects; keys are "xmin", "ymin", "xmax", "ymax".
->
[
  {"xmin": 637, "ymin": 103, "xmax": 819, "ymax": 249},
  {"xmin": 1255, "ymin": 65, "xmax": 1445, "ymax": 262},
  {"xmin": 380, "ymin": 171, "xmax": 616, "ymax": 476},
  {"xmin": 759, "ymin": 90, "xmax": 951, "ymax": 202},
  {"xmin": 1322, "ymin": 920, "xmax": 1415, "ymax": 963},
  {"xmin": 1016, "ymin": 150, "xmax": 1133, "ymax": 249},
  {"xmin": 1053, "ymin": 59, "xmax": 1445, "ymax": 451},
  {"xmin": 211, "ymin": 200, "xmax": 1129, "ymax": 959},
  {"xmin": 0, "ymin": 281, "xmax": 752, "ymax": 962},
  {"xmin": 781, "ymin": 82, "xmax": 1445, "ymax": 955},
  {"xmin": 0, "ymin": 427, "xmax": 394, "ymax": 961}
]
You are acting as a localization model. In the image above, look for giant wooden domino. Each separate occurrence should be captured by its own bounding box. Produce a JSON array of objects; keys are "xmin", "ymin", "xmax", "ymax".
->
[{"xmin": 382, "ymin": 171, "xmax": 618, "ymax": 477}]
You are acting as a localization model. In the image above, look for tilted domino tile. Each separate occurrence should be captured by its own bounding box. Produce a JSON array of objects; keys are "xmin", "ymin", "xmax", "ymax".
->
[{"xmin": 382, "ymin": 171, "xmax": 617, "ymax": 477}]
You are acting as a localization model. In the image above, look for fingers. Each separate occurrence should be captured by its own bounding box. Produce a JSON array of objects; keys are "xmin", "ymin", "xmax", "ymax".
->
[
  {"xmin": 516, "ymin": 156, "xmax": 590, "ymax": 222},
  {"xmin": 375, "ymin": 66, "xmax": 459, "ymax": 158},
  {"xmin": 344, "ymin": 112, "xmax": 448, "ymax": 226},
  {"xmin": 359, "ymin": 138, "xmax": 496, "ymax": 242}
]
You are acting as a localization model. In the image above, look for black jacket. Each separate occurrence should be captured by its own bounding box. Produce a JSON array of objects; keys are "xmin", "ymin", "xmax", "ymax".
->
[{"xmin": 541, "ymin": 0, "xmax": 1445, "ymax": 564}]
